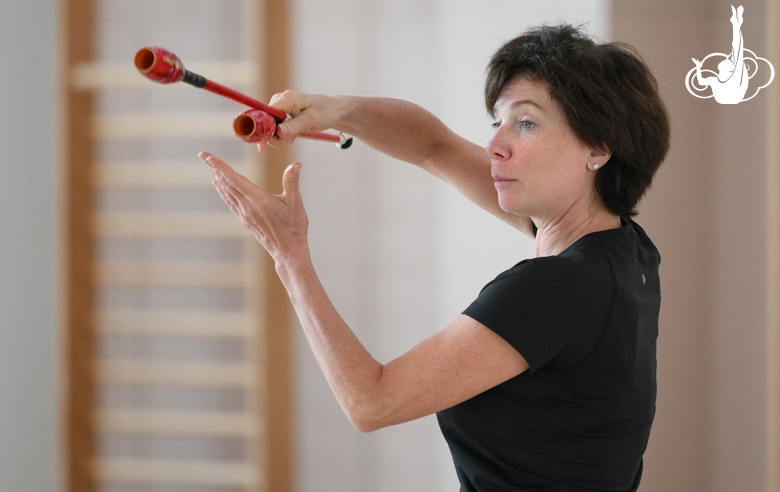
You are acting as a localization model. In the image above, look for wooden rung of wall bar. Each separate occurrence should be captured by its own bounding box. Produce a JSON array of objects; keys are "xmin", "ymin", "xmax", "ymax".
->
[
  {"xmin": 94, "ymin": 458, "xmax": 258, "ymax": 487},
  {"xmin": 97, "ymin": 409, "xmax": 258, "ymax": 437},
  {"xmin": 97, "ymin": 261, "xmax": 250, "ymax": 288},
  {"xmin": 97, "ymin": 161, "xmax": 213, "ymax": 189},
  {"xmin": 97, "ymin": 161, "xmax": 250, "ymax": 189},
  {"xmin": 98, "ymin": 361, "xmax": 256, "ymax": 388},
  {"xmin": 97, "ymin": 309, "xmax": 254, "ymax": 338},
  {"xmin": 72, "ymin": 61, "xmax": 258, "ymax": 91},
  {"xmin": 95, "ymin": 112, "xmax": 237, "ymax": 139},
  {"xmin": 97, "ymin": 212, "xmax": 246, "ymax": 239}
]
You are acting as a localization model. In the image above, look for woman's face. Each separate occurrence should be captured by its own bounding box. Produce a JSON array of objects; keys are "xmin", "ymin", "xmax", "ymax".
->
[{"xmin": 486, "ymin": 77, "xmax": 603, "ymax": 222}]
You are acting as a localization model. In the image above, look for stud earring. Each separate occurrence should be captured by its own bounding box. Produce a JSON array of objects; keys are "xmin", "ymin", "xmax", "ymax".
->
[{"xmin": 593, "ymin": 164, "xmax": 600, "ymax": 170}]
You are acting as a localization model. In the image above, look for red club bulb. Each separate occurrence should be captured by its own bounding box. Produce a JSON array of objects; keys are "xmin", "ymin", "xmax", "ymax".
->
[
  {"xmin": 134, "ymin": 46, "xmax": 186, "ymax": 84},
  {"xmin": 233, "ymin": 109, "xmax": 277, "ymax": 143}
]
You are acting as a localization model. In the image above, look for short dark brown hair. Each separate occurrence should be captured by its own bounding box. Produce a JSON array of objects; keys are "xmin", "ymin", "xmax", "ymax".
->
[{"xmin": 485, "ymin": 25, "xmax": 670, "ymax": 217}]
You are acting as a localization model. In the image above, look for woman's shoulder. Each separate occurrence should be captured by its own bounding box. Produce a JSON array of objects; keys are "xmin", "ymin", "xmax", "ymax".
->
[
  {"xmin": 484, "ymin": 219, "xmax": 658, "ymax": 298},
  {"xmin": 563, "ymin": 217, "xmax": 660, "ymax": 264},
  {"xmin": 486, "ymin": 253, "xmax": 613, "ymax": 300}
]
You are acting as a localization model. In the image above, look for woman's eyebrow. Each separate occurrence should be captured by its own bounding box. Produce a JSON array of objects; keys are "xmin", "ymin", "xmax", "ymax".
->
[
  {"xmin": 509, "ymin": 99, "xmax": 543, "ymax": 111},
  {"xmin": 493, "ymin": 98, "xmax": 545, "ymax": 115}
]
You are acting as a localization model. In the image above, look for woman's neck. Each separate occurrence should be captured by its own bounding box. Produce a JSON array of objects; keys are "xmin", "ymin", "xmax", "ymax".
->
[{"xmin": 532, "ymin": 202, "xmax": 621, "ymax": 257}]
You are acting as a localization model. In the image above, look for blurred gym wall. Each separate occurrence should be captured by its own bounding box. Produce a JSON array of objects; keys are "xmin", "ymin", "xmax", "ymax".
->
[{"xmin": 0, "ymin": 1, "xmax": 60, "ymax": 491}]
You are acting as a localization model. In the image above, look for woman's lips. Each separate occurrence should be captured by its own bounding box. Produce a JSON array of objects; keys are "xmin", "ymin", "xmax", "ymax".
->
[{"xmin": 493, "ymin": 175, "xmax": 517, "ymax": 189}]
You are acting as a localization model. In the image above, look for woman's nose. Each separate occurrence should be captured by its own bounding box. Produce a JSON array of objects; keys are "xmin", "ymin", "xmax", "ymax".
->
[{"xmin": 486, "ymin": 128, "xmax": 509, "ymax": 160}]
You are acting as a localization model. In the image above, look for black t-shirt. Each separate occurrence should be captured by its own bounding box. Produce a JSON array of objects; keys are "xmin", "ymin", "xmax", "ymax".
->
[{"xmin": 437, "ymin": 218, "xmax": 660, "ymax": 492}]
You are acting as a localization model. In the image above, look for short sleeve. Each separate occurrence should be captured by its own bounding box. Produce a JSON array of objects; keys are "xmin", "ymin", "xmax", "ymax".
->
[{"xmin": 463, "ymin": 257, "xmax": 614, "ymax": 372}]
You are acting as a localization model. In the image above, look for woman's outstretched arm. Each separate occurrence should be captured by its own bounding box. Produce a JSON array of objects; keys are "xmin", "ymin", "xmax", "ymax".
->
[
  {"xmin": 200, "ymin": 151, "xmax": 529, "ymax": 431},
  {"xmin": 264, "ymin": 92, "xmax": 534, "ymax": 237}
]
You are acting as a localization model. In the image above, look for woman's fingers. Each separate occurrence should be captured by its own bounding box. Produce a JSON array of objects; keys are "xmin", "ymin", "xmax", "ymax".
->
[
  {"xmin": 265, "ymin": 90, "xmax": 309, "ymax": 148},
  {"xmin": 199, "ymin": 151, "xmax": 264, "ymax": 199},
  {"xmin": 200, "ymin": 150, "xmax": 309, "ymax": 262},
  {"xmin": 213, "ymin": 172, "xmax": 265, "ymax": 227},
  {"xmin": 213, "ymin": 179, "xmax": 240, "ymax": 216},
  {"xmin": 266, "ymin": 114, "xmax": 311, "ymax": 148},
  {"xmin": 201, "ymin": 150, "xmax": 262, "ymax": 226},
  {"xmin": 212, "ymin": 169, "xmax": 269, "ymax": 235},
  {"xmin": 269, "ymin": 90, "xmax": 311, "ymax": 119},
  {"xmin": 264, "ymin": 91, "xmax": 337, "ymax": 148},
  {"xmin": 216, "ymin": 176, "xmax": 247, "ymax": 210}
]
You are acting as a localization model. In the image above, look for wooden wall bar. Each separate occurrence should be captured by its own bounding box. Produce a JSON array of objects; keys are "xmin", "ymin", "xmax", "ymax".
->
[
  {"xmin": 62, "ymin": 1, "xmax": 295, "ymax": 491},
  {"xmin": 261, "ymin": 0, "xmax": 294, "ymax": 490},
  {"xmin": 62, "ymin": 0, "xmax": 97, "ymax": 490}
]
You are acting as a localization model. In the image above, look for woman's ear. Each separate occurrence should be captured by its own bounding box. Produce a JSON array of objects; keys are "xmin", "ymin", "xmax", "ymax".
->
[{"xmin": 589, "ymin": 146, "xmax": 611, "ymax": 170}]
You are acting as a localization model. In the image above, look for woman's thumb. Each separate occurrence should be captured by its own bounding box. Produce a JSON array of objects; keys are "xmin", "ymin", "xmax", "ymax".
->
[
  {"xmin": 277, "ymin": 121, "xmax": 294, "ymax": 138},
  {"xmin": 282, "ymin": 162, "xmax": 302, "ymax": 197}
]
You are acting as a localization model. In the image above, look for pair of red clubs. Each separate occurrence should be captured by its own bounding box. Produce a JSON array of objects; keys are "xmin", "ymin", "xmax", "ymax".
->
[{"xmin": 134, "ymin": 46, "xmax": 352, "ymax": 149}]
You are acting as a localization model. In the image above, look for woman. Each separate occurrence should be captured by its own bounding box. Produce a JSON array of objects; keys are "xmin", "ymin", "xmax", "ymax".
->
[{"xmin": 199, "ymin": 24, "xmax": 670, "ymax": 492}]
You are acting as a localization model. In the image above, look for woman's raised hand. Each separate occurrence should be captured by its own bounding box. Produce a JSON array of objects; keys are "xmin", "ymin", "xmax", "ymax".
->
[
  {"xmin": 260, "ymin": 90, "xmax": 344, "ymax": 150},
  {"xmin": 199, "ymin": 151, "xmax": 310, "ymax": 264}
]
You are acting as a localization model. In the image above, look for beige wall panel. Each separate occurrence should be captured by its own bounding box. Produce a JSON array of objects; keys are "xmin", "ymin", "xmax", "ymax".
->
[
  {"xmin": 707, "ymin": 1, "xmax": 770, "ymax": 490},
  {"xmin": 613, "ymin": 2, "xmax": 714, "ymax": 490},
  {"xmin": 615, "ymin": 0, "xmax": 776, "ymax": 490},
  {"xmin": 767, "ymin": 1, "xmax": 780, "ymax": 489}
]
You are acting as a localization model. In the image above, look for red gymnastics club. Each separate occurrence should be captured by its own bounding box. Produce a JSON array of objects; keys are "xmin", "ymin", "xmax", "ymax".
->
[{"xmin": 134, "ymin": 46, "xmax": 353, "ymax": 149}]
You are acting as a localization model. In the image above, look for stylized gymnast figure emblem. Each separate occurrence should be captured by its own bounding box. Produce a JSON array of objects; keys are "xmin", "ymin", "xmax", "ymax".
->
[{"xmin": 685, "ymin": 5, "xmax": 774, "ymax": 104}]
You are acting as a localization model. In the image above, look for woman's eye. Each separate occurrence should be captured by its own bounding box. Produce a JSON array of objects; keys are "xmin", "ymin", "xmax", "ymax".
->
[
  {"xmin": 520, "ymin": 120, "xmax": 534, "ymax": 129},
  {"xmin": 491, "ymin": 121, "xmax": 501, "ymax": 129}
]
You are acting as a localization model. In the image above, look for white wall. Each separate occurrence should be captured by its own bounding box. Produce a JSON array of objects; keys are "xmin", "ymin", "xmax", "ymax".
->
[
  {"xmin": 0, "ymin": 1, "xmax": 60, "ymax": 491},
  {"xmin": 290, "ymin": 2, "xmax": 610, "ymax": 490}
]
